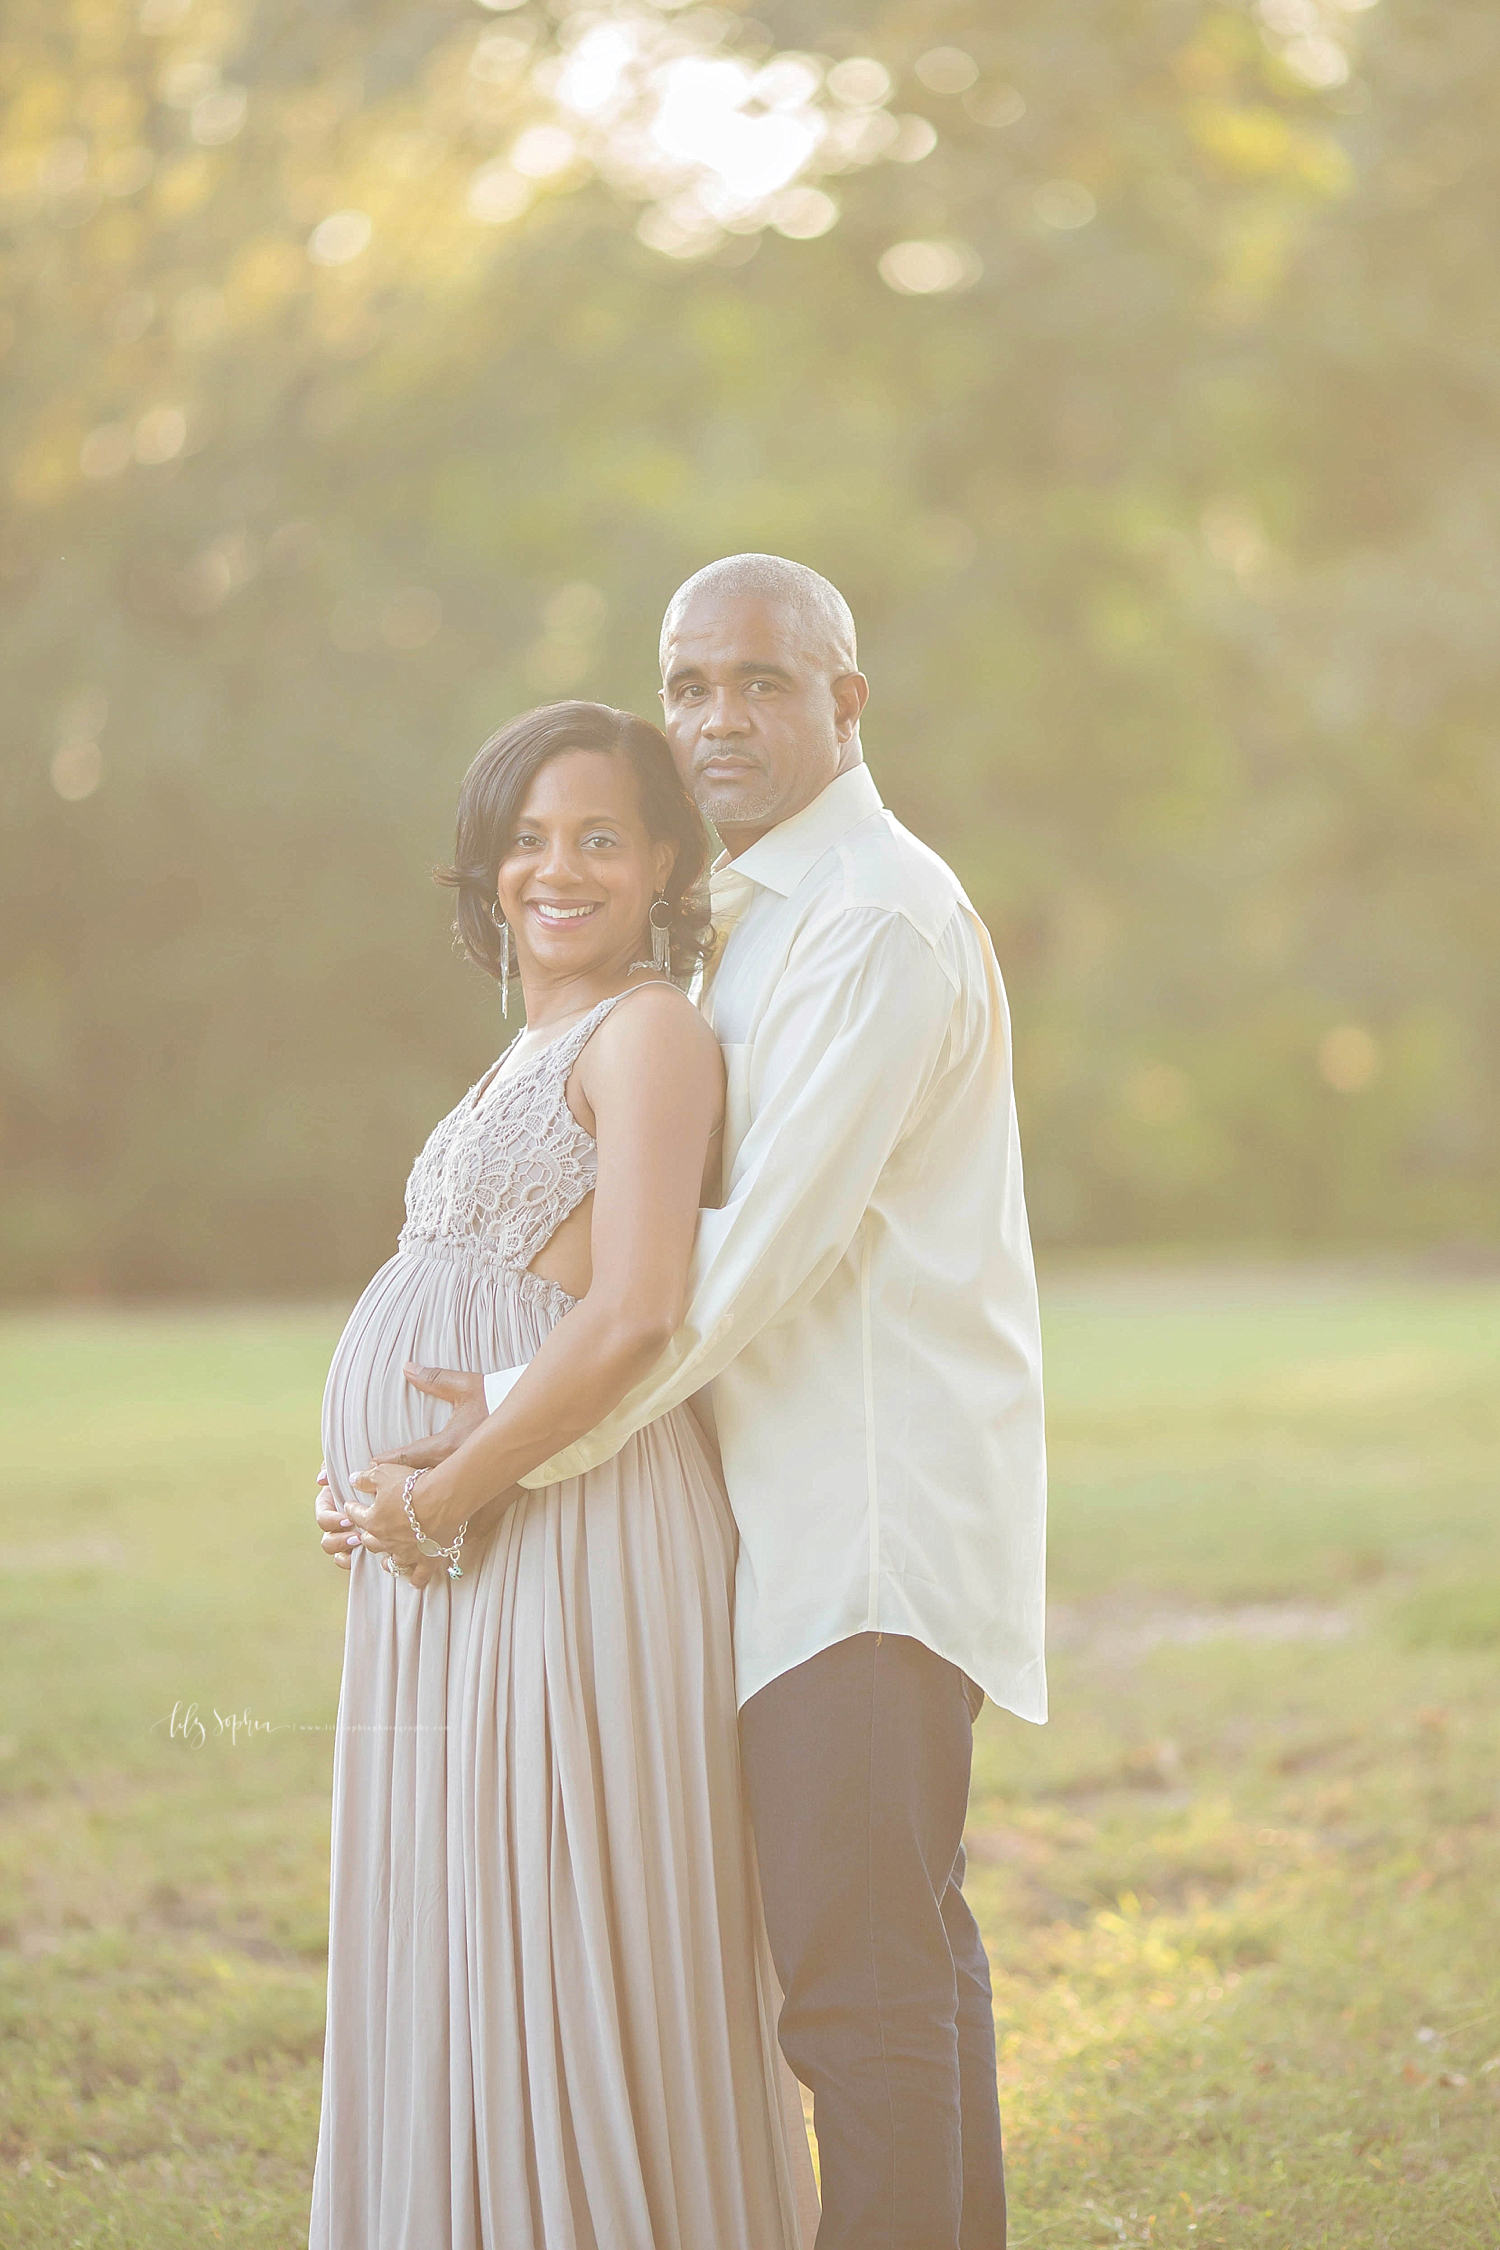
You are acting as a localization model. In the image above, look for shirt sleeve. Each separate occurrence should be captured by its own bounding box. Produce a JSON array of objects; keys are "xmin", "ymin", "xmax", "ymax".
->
[
  {"xmin": 483, "ymin": 1367, "xmax": 527, "ymax": 1413},
  {"xmin": 517, "ymin": 903, "xmax": 958, "ymax": 1488}
]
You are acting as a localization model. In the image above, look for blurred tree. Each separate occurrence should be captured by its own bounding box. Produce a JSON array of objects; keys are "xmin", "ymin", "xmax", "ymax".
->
[{"xmin": 0, "ymin": 0, "xmax": 1495, "ymax": 1294}]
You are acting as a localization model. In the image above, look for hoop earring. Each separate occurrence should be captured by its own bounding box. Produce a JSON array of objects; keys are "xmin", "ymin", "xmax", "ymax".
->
[
  {"xmin": 648, "ymin": 893, "xmax": 672, "ymax": 975},
  {"xmin": 490, "ymin": 900, "xmax": 514, "ymax": 1017}
]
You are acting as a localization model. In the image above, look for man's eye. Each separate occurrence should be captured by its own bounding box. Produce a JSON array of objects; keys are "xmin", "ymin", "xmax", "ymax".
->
[
  {"xmin": 746, "ymin": 679, "xmax": 778, "ymax": 694},
  {"xmin": 583, "ymin": 833, "xmax": 619, "ymax": 849}
]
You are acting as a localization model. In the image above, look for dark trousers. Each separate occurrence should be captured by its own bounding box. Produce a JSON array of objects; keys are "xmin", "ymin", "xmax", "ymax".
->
[{"xmin": 740, "ymin": 1632, "xmax": 1006, "ymax": 2250}]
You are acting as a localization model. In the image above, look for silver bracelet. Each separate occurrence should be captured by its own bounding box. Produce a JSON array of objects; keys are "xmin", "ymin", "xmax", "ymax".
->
[{"xmin": 402, "ymin": 1469, "xmax": 468, "ymax": 1580}]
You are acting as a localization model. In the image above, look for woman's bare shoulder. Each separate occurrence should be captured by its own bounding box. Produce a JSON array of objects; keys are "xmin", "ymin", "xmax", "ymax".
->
[{"xmin": 582, "ymin": 982, "xmax": 724, "ymax": 1086}]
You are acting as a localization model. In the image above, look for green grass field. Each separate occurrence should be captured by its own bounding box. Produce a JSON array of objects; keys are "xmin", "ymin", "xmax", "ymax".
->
[{"xmin": 1, "ymin": 1268, "xmax": 1497, "ymax": 2247}]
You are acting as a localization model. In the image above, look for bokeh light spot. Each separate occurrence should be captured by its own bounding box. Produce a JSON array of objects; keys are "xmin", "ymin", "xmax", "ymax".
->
[
  {"xmin": 1034, "ymin": 179, "xmax": 1098, "ymax": 230},
  {"xmin": 470, "ymin": 32, "xmax": 530, "ymax": 84},
  {"xmin": 879, "ymin": 239, "xmax": 981, "ymax": 295},
  {"xmin": 752, "ymin": 56, "xmax": 824, "ymax": 111},
  {"xmin": 824, "ymin": 108, "xmax": 900, "ymax": 164},
  {"xmin": 467, "ymin": 163, "xmax": 531, "ymax": 224},
  {"xmin": 178, "ymin": 531, "xmax": 257, "ymax": 616},
  {"xmin": 1258, "ymin": 0, "xmax": 1320, "ymax": 30},
  {"xmin": 1318, "ymin": 1026, "xmax": 1381, "ymax": 1093},
  {"xmin": 965, "ymin": 84, "xmax": 1026, "ymax": 130},
  {"xmin": 888, "ymin": 115, "xmax": 939, "ymax": 164},
  {"xmin": 191, "ymin": 85, "xmax": 249, "ymax": 146},
  {"xmin": 308, "ymin": 210, "xmax": 373, "ymax": 265},
  {"xmin": 770, "ymin": 187, "xmax": 838, "ymax": 240},
  {"xmin": 1282, "ymin": 35, "xmax": 1351, "ymax": 87},
  {"xmin": 39, "ymin": 138, "xmax": 89, "ymax": 194},
  {"xmin": 160, "ymin": 57, "xmax": 219, "ymax": 110},
  {"xmin": 509, "ymin": 125, "xmax": 579, "ymax": 179},
  {"xmin": 134, "ymin": 405, "xmax": 187, "ymax": 463},
  {"xmin": 51, "ymin": 741, "xmax": 103, "ymax": 802},
  {"xmin": 103, "ymin": 146, "xmax": 155, "ymax": 196},
  {"xmin": 636, "ymin": 202, "xmax": 722, "ymax": 260},
  {"xmin": 381, "ymin": 588, "xmax": 444, "ymax": 651},
  {"xmin": 553, "ymin": 24, "xmax": 635, "ymax": 114},
  {"xmin": 915, "ymin": 48, "xmax": 980, "ymax": 96},
  {"xmin": 826, "ymin": 58, "xmax": 893, "ymax": 110}
]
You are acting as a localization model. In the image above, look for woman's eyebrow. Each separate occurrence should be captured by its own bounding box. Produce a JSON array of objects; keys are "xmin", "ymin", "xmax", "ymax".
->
[{"xmin": 513, "ymin": 811, "xmax": 627, "ymax": 826}]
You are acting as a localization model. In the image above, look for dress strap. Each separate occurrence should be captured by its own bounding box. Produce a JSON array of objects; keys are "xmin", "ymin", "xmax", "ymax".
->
[{"xmin": 544, "ymin": 978, "xmax": 684, "ymax": 1078}]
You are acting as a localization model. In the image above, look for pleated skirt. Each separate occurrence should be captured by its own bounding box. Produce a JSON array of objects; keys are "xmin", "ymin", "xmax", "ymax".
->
[{"xmin": 311, "ymin": 1249, "xmax": 814, "ymax": 2248}]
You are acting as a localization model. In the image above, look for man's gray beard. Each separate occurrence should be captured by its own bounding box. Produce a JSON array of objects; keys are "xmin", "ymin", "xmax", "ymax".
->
[{"xmin": 695, "ymin": 777, "xmax": 782, "ymax": 830}]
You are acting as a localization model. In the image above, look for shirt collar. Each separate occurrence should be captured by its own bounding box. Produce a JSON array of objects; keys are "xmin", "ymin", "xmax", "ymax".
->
[{"xmin": 715, "ymin": 763, "xmax": 884, "ymax": 900}]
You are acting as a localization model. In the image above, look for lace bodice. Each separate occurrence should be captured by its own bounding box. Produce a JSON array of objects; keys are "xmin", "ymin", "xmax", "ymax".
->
[{"xmin": 398, "ymin": 991, "xmax": 639, "ymax": 1275}]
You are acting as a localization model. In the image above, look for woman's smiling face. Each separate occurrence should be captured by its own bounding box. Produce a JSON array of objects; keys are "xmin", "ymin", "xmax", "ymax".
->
[{"xmin": 495, "ymin": 748, "xmax": 675, "ymax": 989}]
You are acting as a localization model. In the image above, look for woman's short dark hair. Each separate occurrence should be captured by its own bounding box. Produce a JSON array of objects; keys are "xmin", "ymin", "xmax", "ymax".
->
[{"xmin": 436, "ymin": 702, "xmax": 712, "ymax": 984}]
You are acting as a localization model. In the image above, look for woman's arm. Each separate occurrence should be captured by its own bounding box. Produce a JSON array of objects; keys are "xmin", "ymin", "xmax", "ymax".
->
[{"xmin": 346, "ymin": 988, "xmax": 724, "ymax": 1558}]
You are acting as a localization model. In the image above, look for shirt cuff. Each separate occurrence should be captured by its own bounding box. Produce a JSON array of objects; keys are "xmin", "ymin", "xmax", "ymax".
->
[{"xmin": 483, "ymin": 1365, "xmax": 526, "ymax": 1414}]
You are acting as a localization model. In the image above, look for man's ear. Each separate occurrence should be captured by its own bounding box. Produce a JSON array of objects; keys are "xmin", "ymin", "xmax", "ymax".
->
[{"xmin": 833, "ymin": 670, "xmax": 870, "ymax": 744}]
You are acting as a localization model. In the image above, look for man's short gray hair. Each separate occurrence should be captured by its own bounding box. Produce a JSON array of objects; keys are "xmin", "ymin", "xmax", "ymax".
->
[{"xmin": 659, "ymin": 553, "xmax": 859, "ymax": 676}]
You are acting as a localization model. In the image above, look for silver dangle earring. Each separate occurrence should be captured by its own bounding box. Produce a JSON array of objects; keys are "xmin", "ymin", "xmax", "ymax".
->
[
  {"xmin": 648, "ymin": 893, "xmax": 673, "ymax": 976},
  {"xmin": 490, "ymin": 900, "xmax": 514, "ymax": 1017}
]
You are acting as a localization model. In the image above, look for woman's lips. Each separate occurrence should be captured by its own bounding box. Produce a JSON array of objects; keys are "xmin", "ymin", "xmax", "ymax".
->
[{"xmin": 526, "ymin": 900, "xmax": 602, "ymax": 925}]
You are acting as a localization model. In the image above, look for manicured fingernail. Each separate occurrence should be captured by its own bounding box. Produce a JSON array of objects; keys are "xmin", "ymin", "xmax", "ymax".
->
[{"xmin": 346, "ymin": 1533, "xmax": 361, "ymax": 1547}]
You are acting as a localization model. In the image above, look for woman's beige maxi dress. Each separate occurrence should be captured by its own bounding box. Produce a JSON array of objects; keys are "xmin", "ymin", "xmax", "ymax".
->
[{"xmin": 311, "ymin": 989, "xmax": 815, "ymax": 2250}]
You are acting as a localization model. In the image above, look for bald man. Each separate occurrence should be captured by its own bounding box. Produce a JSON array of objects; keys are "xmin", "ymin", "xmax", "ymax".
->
[{"xmin": 327, "ymin": 556, "xmax": 1046, "ymax": 2248}]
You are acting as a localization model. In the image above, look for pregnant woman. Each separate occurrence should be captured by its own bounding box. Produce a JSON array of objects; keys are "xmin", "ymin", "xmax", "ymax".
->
[{"xmin": 309, "ymin": 701, "xmax": 815, "ymax": 2249}]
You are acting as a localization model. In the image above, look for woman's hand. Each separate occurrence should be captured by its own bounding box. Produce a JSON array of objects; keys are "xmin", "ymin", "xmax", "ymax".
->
[
  {"xmin": 346, "ymin": 1460, "xmax": 485, "ymax": 1589},
  {"xmin": 345, "ymin": 1461, "xmax": 430, "ymax": 1570},
  {"xmin": 314, "ymin": 1464, "xmax": 361, "ymax": 1571},
  {"xmin": 343, "ymin": 1458, "xmax": 525, "ymax": 1589}
]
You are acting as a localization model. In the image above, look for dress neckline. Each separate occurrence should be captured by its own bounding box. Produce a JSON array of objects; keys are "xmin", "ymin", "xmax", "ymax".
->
[{"xmin": 469, "ymin": 979, "xmax": 676, "ymax": 1110}]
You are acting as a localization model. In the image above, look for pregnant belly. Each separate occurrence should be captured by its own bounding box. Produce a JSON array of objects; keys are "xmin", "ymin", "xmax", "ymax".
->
[{"xmin": 319, "ymin": 1248, "xmax": 545, "ymax": 1512}]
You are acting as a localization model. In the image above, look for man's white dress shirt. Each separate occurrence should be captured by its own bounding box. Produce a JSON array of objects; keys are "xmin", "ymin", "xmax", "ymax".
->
[{"xmin": 489, "ymin": 764, "xmax": 1047, "ymax": 1721}]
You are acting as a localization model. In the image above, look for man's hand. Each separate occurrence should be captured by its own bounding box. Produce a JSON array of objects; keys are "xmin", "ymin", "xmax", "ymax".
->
[{"xmin": 369, "ymin": 1363, "xmax": 488, "ymax": 1471}]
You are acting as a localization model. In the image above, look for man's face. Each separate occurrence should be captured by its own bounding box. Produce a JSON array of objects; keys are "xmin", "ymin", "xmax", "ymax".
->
[{"xmin": 659, "ymin": 593, "xmax": 868, "ymax": 850}]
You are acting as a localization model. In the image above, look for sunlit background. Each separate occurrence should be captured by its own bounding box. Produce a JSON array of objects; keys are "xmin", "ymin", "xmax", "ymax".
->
[
  {"xmin": 6, "ymin": 13, "xmax": 1500, "ymax": 2243},
  {"xmin": 3, "ymin": 0, "xmax": 1497, "ymax": 1296}
]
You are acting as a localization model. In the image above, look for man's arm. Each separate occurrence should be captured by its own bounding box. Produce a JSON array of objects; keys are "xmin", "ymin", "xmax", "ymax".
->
[{"xmin": 514, "ymin": 904, "xmax": 957, "ymax": 1487}]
